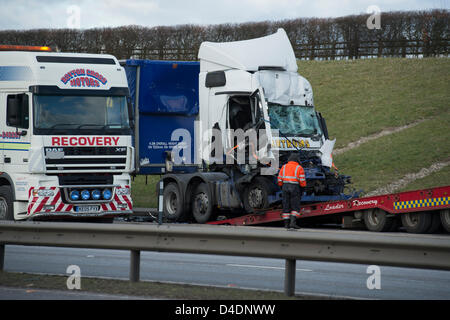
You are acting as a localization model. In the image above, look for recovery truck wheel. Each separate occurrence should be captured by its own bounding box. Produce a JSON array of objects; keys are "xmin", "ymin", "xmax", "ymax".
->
[
  {"xmin": 440, "ymin": 209, "xmax": 450, "ymax": 233},
  {"xmin": 192, "ymin": 182, "xmax": 215, "ymax": 223},
  {"xmin": 401, "ymin": 211, "xmax": 432, "ymax": 234},
  {"xmin": 163, "ymin": 183, "xmax": 185, "ymax": 222},
  {"xmin": 0, "ymin": 185, "xmax": 14, "ymax": 221},
  {"xmin": 364, "ymin": 209, "xmax": 394, "ymax": 232},
  {"xmin": 243, "ymin": 177, "xmax": 271, "ymax": 213},
  {"xmin": 426, "ymin": 212, "xmax": 442, "ymax": 234}
]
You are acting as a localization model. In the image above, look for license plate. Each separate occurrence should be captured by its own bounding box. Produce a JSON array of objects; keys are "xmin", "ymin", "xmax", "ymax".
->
[{"xmin": 75, "ymin": 205, "xmax": 100, "ymax": 213}]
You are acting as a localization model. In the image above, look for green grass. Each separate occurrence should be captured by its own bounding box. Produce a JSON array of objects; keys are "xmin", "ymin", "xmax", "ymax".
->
[
  {"xmin": 298, "ymin": 57, "xmax": 450, "ymax": 148},
  {"xmin": 397, "ymin": 163, "xmax": 450, "ymax": 192},
  {"xmin": 131, "ymin": 175, "xmax": 160, "ymax": 208},
  {"xmin": 333, "ymin": 112, "xmax": 450, "ymax": 194},
  {"xmin": 0, "ymin": 271, "xmax": 326, "ymax": 300}
]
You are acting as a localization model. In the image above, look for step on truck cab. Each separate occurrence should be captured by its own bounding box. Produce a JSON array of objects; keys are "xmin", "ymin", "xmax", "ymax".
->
[{"xmin": 0, "ymin": 45, "xmax": 134, "ymax": 221}]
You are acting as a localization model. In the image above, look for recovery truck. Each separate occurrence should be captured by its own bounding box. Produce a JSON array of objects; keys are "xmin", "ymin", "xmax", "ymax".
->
[
  {"xmin": 124, "ymin": 29, "xmax": 353, "ymax": 224},
  {"xmin": 0, "ymin": 45, "xmax": 134, "ymax": 221}
]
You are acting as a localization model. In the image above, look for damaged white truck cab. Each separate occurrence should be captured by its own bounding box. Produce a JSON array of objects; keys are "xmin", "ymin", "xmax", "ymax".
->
[
  {"xmin": 124, "ymin": 28, "xmax": 353, "ymax": 223},
  {"xmin": 197, "ymin": 29, "xmax": 347, "ymax": 200},
  {"xmin": 0, "ymin": 46, "xmax": 134, "ymax": 221}
]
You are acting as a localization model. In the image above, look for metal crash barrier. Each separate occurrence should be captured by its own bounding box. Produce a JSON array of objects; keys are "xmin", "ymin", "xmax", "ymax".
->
[{"xmin": 1, "ymin": 221, "xmax": 450, "ymax": 296}]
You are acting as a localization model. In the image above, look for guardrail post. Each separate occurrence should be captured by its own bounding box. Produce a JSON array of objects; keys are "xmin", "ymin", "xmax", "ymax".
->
[
  {"xmin": 130, "ymin": 250, "xmax": 140, "ymax": 282},
  {"xmin": 284, "ymin": 259, "xmax": 296, "ymax": 296},
  {"xmin": 0, "ymin": 244, "xmax": 4, "ymax": 271}
]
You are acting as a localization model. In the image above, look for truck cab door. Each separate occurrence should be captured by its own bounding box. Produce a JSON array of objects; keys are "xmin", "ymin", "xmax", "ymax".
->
[
  {"xmin": 4, "ymin": 93, "xmax": 31, "ymax": 172},
  {"xmin": 250, "ymin": 88, "xmax": 273, "ymax": 162},
  {"xmin": 0, "ymin": 93, "xmax": 6, "ymax": 170}
]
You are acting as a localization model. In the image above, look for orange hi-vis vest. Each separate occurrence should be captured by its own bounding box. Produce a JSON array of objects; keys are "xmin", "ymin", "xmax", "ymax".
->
[{"xmin": 277, "ymin": 161, "xmax": 306, "ymax": 187}]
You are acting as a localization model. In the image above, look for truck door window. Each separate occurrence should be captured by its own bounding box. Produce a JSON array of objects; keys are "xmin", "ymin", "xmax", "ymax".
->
[
  {"xmin": 228, "ymin": 96, "xmax": 252, "ymax": 130},
  {"xmin": 6, "ymin": 94, "xmax": 29, "ymax": 129}
]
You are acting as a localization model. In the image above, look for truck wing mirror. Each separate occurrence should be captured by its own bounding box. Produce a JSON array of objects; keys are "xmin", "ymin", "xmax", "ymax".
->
[
  {"xmin": 317, "ymin": 112, "xmax": 329, "ymax": 140},
  {"xmin": 127, "ymin": 98, "xmax": 135, "ymax": 129}
]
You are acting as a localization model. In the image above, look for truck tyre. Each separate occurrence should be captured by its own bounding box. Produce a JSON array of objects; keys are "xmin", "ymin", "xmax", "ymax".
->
[
  {"xmin": 163, "ymin": 183, "xmax": 185, "ymax": 222},
  {"xmin": 440, "ymin": 209, "xmax": 450, "ymax": 233},
  {"xmin": 363, "ymin": 209, "xmax": 393, "ymax": 232},
  {"xmin": 401, "ymin": 211, "xmax": 432, "ymax": 234},
  {"xmin": 0, "ymin": 185, "xmax": 14, "ymax": 221},
  {"xmin": 192, "ymin": 182, "xmax": 214, "ymax": 223},
  {"xmin": 426, "ymin": 212, "xmax": 442, "ymax": 234},
  {"xmin": 243, "ymin": 177, "xmax": 271, "ymax": 213}
]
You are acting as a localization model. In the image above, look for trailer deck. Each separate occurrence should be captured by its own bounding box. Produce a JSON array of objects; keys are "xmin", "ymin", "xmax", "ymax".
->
[{"xmin": 207, "ymin": 185, "xmax": 450, "ymax": 231}]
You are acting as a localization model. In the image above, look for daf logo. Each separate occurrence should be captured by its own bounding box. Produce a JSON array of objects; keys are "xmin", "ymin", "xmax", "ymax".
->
[
  {"xmin": 45, "ymin": 147, "xmax": 64, "ymax": 159},
  {"xmin": 45, "ymin": 147, "xmax": 64, "ymax": 153}
]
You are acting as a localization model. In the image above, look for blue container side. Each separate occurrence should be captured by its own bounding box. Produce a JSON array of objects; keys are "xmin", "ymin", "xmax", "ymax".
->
[
  {"xmin": 126, "ymin": 59, "xmax": 199, "ymax": 115},
  {"xmin": 124, "ymin": 60, "xmax": 200, "ymax": 175}
]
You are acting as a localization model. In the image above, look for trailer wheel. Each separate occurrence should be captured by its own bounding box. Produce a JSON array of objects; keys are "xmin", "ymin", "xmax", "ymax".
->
[
  {"xmin": 401, "ymin": 211, "xmax": 432, "ymax": 234},
  {"xmin": 163, "ymin": 183, "xmax": 185, "ymax": 222},
  {"xmin": 0, "ymin": 185, "xmax": 14, "ymax": 221},
  {"xmin": 440, "ymin": 209, "xmax": 450, "ymax": 233},
  {"xmin": 423, "ymin": 212, "xmax": 442, "ymax": 234},
  {"xmin": 243, "ymin": 177, "xmax": 271, "ymax": 213},
  {"xmin": 192, "ymin": 182, "xmax": 214, "ymax": 223},
  {"xmin": 364, "ymin": 209, "xmax": 393, "ymax": 232}
]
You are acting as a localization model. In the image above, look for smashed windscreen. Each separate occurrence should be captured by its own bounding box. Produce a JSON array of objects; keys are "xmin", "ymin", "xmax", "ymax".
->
[{"xmin": 268, "ymin": 103, "xmax": 322, "ymax": 137}]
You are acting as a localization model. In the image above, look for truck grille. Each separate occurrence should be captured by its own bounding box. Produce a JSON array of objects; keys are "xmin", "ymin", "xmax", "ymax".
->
[{"xmin": 44, "ymin": 146, "xmax": 127, "ymax": 172}]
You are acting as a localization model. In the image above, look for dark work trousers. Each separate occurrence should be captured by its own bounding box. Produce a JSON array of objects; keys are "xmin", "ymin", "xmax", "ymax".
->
[{"xmin": 281, "ymin": 183, "xmax": 302, "ymax": 219}]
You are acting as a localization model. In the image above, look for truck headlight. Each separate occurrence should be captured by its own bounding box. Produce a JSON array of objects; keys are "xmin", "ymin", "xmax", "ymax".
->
[
  {"xmin": 102, "ymin": 189, "xmax": 112, "ymax": 200},
  {"xmin": 81, "ymin": 190, "xmax": 91, "ymax": 200},
  {"xmin": 92, "ymin": 189, "xmax": 101, "ymax": 200},
  {"xmin": 70, "ymin": 190, "xmax": 80, "ymax": 201}
]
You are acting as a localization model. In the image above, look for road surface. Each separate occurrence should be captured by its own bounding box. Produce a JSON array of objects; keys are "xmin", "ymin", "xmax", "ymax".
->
[{"xmin": 2, "ymin": 245, "xmax": 450, "ymax": 299}]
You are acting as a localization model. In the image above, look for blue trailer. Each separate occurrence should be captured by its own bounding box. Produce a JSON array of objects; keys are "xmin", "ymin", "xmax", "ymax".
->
[
  {"xmin": 125, "ymin": 59, "xmax": 248, "ymax": 223},
  {"xmin": 124, "ymin": 59, "xmax": 199, "ymax": 175}
]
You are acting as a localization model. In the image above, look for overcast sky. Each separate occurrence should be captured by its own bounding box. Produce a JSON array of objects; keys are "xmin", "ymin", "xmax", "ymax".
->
[{"xmin": 1, "ymin": 0, "xmax": 448, "ymax": 30}]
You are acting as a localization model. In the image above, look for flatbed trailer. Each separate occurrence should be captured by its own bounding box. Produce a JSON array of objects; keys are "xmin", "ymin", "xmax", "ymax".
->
[{"xmin": 207, "ymin": 185, "xmax": 450, "ymax": 234}]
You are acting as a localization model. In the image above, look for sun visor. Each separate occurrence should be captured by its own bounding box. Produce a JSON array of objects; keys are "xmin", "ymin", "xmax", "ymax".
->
[{"xmin": 198, "ymin": 29, "xmax": 297, "ymax": 73}]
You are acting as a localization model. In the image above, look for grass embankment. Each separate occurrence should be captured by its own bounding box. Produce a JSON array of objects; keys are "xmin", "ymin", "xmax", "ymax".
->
[
  {"xmin": 298, "ymin": 58, "xmax": 450, "ymax": 149},
  {"xmin": 397, "ymin": 163, "xmax": 450, "ymax": 192},
  {"xmin": 332, "ymin": 113, "xmax": 450, "ymax": 194},
  {"xmin": 298, "ymin": 57, "xmax": 450, "ymax": 194},
  {"xmin": 0, "ymin": 271, "xmax": 315, "ymax": 300},
  {"xmin": 131, "ymin": 58, "xmax": 450, "ymax": 204}
]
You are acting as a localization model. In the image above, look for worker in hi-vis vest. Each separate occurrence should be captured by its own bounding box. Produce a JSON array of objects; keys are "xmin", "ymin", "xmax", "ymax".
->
[{"xmin": 277, "ymin": 154, "xmax": 306, "ymax": 229}]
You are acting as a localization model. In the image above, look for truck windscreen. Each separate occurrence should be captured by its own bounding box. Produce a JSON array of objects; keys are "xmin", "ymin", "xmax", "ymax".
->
[
  {"xmin": 33, "ymin": 95, "xmax": 131, "ymax": 135},
  {"xmin": 268, "ymin": 103, "xmax": 322, "ymax": 137}
]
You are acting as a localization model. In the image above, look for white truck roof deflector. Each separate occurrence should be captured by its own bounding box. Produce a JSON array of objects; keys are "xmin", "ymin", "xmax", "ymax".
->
[{"xmin": 198, "ymin": 28, "xmax": 297, "ymax": 72}]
